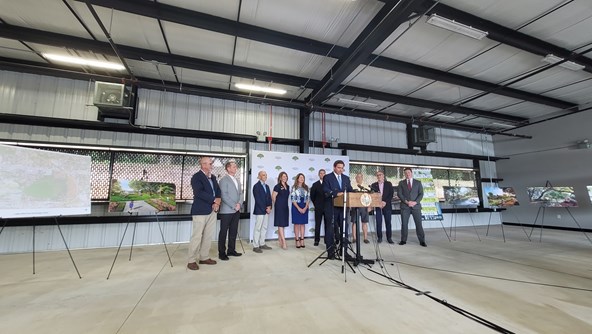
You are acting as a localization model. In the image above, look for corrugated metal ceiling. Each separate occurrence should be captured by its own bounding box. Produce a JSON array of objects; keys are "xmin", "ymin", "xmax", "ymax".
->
[{"xmin": 0, "ymin": 0, "xmax": 591, "ymax": 135}]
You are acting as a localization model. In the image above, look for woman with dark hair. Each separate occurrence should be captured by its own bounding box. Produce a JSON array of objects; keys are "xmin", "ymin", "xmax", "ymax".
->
[
  {"xmin": 291, "ymin": 173, "xmax": 309, "ymax": 248},
  {"xmin": 272, "ymin": 171, "xmax": 290, "ymax": 250}
]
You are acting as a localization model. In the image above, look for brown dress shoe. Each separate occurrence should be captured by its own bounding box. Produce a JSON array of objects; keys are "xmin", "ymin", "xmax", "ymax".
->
[
  {"xmin": 187, "ymin": 262, "xmax": 199, "ymax": 270},
  {"xmin": 199, "ymin": 258, "xmax": 217, "ymax": 265}
]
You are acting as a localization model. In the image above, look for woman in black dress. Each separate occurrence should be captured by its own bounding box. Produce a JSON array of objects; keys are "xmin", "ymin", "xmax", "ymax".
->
[{"xmin": 272, "ymin": 171, "xmax": 290, "ymax": 250}]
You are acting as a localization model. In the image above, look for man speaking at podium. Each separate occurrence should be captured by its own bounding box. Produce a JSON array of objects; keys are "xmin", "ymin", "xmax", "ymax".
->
[{"xmin": 323, "ymin": 160, "xmax": 353, "ymax": 258}]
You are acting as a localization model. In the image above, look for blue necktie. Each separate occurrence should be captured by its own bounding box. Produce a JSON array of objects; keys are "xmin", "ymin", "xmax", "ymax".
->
[
  {"xmin": 338, "ymin": 175, "xmax": 342, "ymax": 189},
  {"xmin": 262, "ymin": 182, "xmax": 267, "ymax": 193}
]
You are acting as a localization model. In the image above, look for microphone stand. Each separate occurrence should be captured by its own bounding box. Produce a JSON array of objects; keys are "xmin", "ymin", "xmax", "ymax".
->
[{"xmin": 341, "ymin": 189, "xmax": 353, "ymax": 278}]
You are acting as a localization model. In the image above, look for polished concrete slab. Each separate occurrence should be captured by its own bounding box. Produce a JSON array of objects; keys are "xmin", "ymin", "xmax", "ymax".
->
[{"xmin": 1, "ymin": 226, "xmax": 591, "ymax": 334}]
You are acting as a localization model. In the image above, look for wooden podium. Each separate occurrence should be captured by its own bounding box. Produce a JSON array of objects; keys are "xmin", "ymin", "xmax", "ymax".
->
[
  {"xmin": 333, "ymin": 192, "xmax": 381, "ymax": 266},
  {"xmin": 334, "ymin": 192, "xmax": 382, "ymax": 208}
]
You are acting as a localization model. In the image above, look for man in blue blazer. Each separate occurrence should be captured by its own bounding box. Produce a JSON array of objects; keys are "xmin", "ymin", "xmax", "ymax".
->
[
  {"xmin": 323, "ymin": 160, "xmax": 353, "ymax": 258},
  {"xmin": 252, "ymin": 170, "xmax": 273, "ymax": 253},
  {"xmin": 397, "ymin": 167, "xmax": 426, "ymax": 247},
  {"xmin": 187, "ymin": 157, "xmax": 222, "ymax": 271}
]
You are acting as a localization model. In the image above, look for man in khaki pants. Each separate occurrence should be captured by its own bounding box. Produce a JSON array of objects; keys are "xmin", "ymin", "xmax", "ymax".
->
[{"xmin": 187, "ymin": 157, "xmax": 221, "ymax": 270}]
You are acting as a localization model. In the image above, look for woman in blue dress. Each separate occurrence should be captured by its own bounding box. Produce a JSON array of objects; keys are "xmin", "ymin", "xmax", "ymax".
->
[
  {"xmin": 272, "ymin": 171, "xmax": 290, "ymax": 250},
  {"xmin": 291, "ymin": 173, "xmax": 309, "ymax": 249}
]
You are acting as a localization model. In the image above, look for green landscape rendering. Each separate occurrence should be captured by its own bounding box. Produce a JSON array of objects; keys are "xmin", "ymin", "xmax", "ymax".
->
[{"xmin": 109, "ymin": 179, "xmax": 177, "ymax": 214}]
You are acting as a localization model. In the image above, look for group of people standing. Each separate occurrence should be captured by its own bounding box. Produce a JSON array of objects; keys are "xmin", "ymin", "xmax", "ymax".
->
[
  {"xmin": 253, "ymin": 171, "xmax": 310, "ymax": 250},
  {"xmin": 187, "ymin": 157, "xmax": 427, "ymax": 271}
]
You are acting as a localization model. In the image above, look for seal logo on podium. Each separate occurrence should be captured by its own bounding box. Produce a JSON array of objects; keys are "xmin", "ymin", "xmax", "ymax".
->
[{"xmin": 360, "ymin": 193, "xmax": 372, "ymax": 207}]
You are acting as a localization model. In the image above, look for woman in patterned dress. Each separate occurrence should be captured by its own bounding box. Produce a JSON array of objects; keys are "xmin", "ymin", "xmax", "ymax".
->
[{"xmin": 290, "ymin": 173, "xmax": 309, "ymax": 248}]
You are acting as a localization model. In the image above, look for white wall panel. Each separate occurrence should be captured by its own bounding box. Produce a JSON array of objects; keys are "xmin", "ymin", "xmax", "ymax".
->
[
  {"xmin": 0, "ymin": 124, "xmax": 247, "ymax": 153},
  {"xmin": 310, "ymin": 112, "xmax": 406, "ymax": 147},
  {"xmin": 0, "ymin": 70, "xmax": 97, "ymax": 120},
  {"xmin": 433, "ymin": 128, "xmax": 495, "ymax": 157},
  {"xmin": 136, "ymin": 89, "xmax": 299, "ymax": 139},
  {"xmin": 347, "ymin": 150, "xmax": 474, "ymax": 168}
]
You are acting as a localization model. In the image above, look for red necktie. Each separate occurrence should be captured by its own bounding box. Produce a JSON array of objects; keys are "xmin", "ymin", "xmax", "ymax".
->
[{"xmin": 407, "ymin": 180, "xmax": 412, "ymax": 190}]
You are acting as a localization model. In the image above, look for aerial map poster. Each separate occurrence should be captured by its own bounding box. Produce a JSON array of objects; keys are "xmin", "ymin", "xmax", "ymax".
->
[{"xmin": 0, "ymin": 144, "xmax": 91, "ymax": 218}]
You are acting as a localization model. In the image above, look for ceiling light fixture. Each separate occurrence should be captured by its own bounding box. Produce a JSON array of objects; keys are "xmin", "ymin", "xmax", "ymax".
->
[
  {"xmin": 542, "ymin": 54, "xmax": 585, "ymax": 71},
  {"xmin": 337, "ymin": 98, "xmax": 378, "ymax": 107},
  {"xmin": 426, "ymin": 14, "xmax": 488, "ymax": 40},
  {"xmin": 234, "ymin": 83, "xmax": 287, "ymax": 95},
  {"xmin": 436, "ymin": 114, "xmax": 456, "ymax": 119},
  {"xmin": 492, "ymin": 122, "xmax": 515, "ymax": 128},
  {"xmin": 43, "ymin": 53, "xmax": 125, "ymax": 70},
  {"xmin": 423, "ymin": 112, "xmax": 455, "ymax": 119}
]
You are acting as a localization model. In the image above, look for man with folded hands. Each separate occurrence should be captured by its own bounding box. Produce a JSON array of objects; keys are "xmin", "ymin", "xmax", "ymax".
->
[{"xmin": 187, "ymin": 157, "xmax": 221, "ymax": 271}]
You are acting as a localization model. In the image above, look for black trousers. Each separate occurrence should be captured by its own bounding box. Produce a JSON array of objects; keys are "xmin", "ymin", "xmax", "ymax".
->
[
  {"xmin": 400, "ymin": 207, "xmax": 425, "ymax": 243},
  {"xmin": 375, "ymin": 206, "xmax": 393, "ymax": 241},
  {"xmin": 314, "ymin": 207, "xmax": 331, "ymax": 243},
  {"xmin": 218, "ymin": 211, "xmax": 240, "ymax": 255}
]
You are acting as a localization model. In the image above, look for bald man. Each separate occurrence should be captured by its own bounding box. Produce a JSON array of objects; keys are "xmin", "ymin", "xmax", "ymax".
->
[
  {"xmin": 187, "ymin": 157, "xmax": 221, "ymax": 271},
  {"xmin": 252, "ymin": 170, "xmax": 273, "ymax": 253}
]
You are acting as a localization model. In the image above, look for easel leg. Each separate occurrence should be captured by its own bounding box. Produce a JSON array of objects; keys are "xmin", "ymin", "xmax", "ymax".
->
[
  {"xmin": 236, "ymin": 220, "xmax": 246, "ymax": 254},
  {"xmin": 439, "ymin": 218, "xmax": 451, "ymax": 242},
  {"xmin": 486, "ymin": 211, "xmax": 492, "ymax": 236},
  {"xmin": 467, "ymin": 209, "xmax": 481, "ymax": 242},
  {"xmin": 528, "ymin": 206, "xmax": 542, "ymax": 240},
  {"xmin": 54, "ymin": 217, "xmax": 82, "ymax": 279},
  {"xmin": 32, "ymin": 224, "xmax": 36, "ymax": 275},
  {"xmin": 0, "ymin": 219, "xmax": 6, "ymax": 237},
  {"xmin": 107, "ymin": 221, "xmax": 130, "ymax": 280},
  {"xmin": 129, "ymin": 222, "xmax": 137, "ymax": 261},
  {"xmin": 539, "ymin": 207, "xmax": 546, "ymax": 242},
  {"xmin": 564, "ymin": 207, "xmax": 592, "ymax": 245},
  {"xmin": 155, "ymin": 213, "xmax": 173, "ymax": 267}
]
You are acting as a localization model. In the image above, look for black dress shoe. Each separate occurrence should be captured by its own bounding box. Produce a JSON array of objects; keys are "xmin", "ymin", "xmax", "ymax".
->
[
  {"xmin": 314, "ymin": 241, "xmax": 319, "ymax": 246},
  {"xmin": 420, "ymin": 242, "xmax": 427, "ymax": 247},
  {"xmin": 387, "ymin": 239, "xmax": 395, "ymax": 244},
  {"xmin": 219, "ymin": 254, "xmax": 229, "ymax": 261},
  {"xmin": 377, "ymin": 238, "xmax": 383, "ymax": 243},
  {"xmin": 398, "ymin": 241, "xmax": 406, "ymax": 245},
  {"xmin": 227, "ymin": 251, "xmax": 242, "ymax": 257}
]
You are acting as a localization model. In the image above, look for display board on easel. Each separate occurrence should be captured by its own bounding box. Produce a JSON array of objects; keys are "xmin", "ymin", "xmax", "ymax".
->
[
  {"xmin": 412, "ymin": 168, "xmax": 442, "ymax": 221},
  {"xmin": 0, "ymin": 144, "xmax": 91, "ymax": 219},
  {"xmin": 0, "ymin": 144, "xmax": 90, "ymax": 278}
]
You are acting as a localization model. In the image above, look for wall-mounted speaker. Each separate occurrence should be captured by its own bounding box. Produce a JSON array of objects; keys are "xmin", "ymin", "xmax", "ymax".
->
[
  {"xmin": 413, "ymin": 126, "xmax": 436, "ymax": 145},
  {"xmin": 93, "ymin": 82, "xmax": 127, "ymax": 107}
]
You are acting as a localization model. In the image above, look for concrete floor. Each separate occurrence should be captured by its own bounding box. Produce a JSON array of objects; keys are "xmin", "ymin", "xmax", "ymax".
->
[{"xmin": 1, "ymin": 226, "xmax": 591, "ymax": 334}]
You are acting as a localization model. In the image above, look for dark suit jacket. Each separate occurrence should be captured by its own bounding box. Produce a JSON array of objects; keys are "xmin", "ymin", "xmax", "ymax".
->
[
  {"xmin": 309, "ymin": 180, "xmax": 325, "ymax": 211},
  {"xmin": 323, "ymin": 172, "xmax": 353, "ymax": 206},
  {"xmin": 252, "ymin": 181, "xmax": 272, "ymax": 215},
  {"xmin": 370, "ymin": 181, "xmax": 394, "ymax": 210},
  {"xmin": 191, "ymin": 170, "xmax": 221, "ymax": 215},
  {"xmin": 397, "ymin": 178, "xmax": 423, "ymax": 210}
]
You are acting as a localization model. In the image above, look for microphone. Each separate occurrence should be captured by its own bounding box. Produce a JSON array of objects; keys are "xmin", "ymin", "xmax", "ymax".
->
[{"xmin": 357, "ymin": 184, "xmax": 371, "ymax": 193}]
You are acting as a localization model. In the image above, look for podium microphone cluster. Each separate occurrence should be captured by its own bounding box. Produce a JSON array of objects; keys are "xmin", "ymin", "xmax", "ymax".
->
[{"xmin": 356, "ymin": 184, "xmax": 372, "ymax": 193}]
